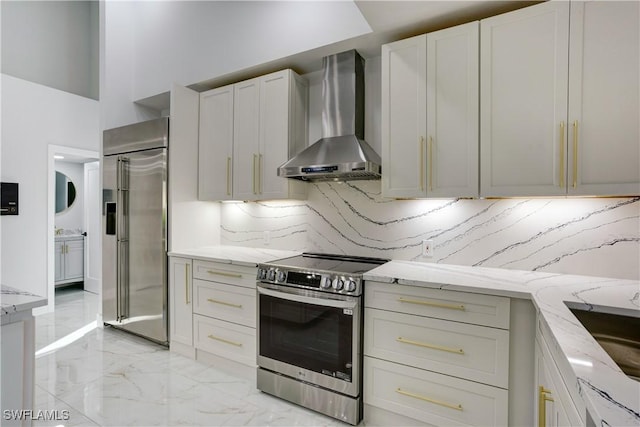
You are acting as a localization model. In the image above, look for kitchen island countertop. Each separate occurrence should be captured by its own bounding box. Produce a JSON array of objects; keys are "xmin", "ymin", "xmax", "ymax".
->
[
  {"xmin": 168, "ymin": 245, "xmax": 300, "ymax": 267},
  {"xmin": 364, "ymin": 261, "xmax": 640, "ymax": 427},
  {"xmin": 1, "ymin": 284, "xmax": 47, "ymax": 322}
]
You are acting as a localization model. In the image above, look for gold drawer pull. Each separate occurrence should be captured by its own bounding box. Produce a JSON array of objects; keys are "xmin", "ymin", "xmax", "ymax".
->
[
  {"xmin": 419, "ymin": 136, "xmax": 425, "ymax": 191},
  {"xmin": 538, "ymin": 386, "xmax": 554, "ymax": 427},
  {"xmin": 206, "ymin": 270, "xmax": 242, "ymax": 279},
  {"xmin": 397, "ymin": 337, "xmax": 464, "ymax": 354},
  {"xmin": 559, "ymin": 122, "xmax": 565, "ymax": 188},
  {"xmin": 207, "ymin": 298, "xmax": 242, "ymax": 309},
  {"xmin": 398, "ymin": 297, "xmax": 465, "ymax": 311},
  {"xmin": 396, "ymin": 388, "xmax": 463, "ymax": 411},
  {"xmin": 207, "ymin": 334, "xmax": 243, "ymax": 347}
]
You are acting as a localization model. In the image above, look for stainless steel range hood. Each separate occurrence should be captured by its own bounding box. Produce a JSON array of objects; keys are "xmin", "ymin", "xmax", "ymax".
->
[{"xmin": 278, "ymin": 50, "xmax": 381, "ymax": 182}]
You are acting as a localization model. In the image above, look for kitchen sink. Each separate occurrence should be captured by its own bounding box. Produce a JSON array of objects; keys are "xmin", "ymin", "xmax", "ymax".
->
[{"xmin": 568, "ymin": 306, "xmax": 640, "ymax": 382}]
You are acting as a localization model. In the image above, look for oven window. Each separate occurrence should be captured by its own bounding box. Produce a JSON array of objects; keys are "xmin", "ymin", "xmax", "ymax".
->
[{"xmin": 259, "ymin": 293, "xmax": 354, "ymax": 382}]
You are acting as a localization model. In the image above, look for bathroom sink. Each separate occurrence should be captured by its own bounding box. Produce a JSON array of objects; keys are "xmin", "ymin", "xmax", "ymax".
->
[{"xmin": 568, "ymin": 306, "xmax": 640, "ymax": 382}]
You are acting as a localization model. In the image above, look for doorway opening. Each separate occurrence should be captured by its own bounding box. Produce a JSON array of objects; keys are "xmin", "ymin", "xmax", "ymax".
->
[{"xmin": 43, "ymin": 145, "xmax": 100, "ymax": 316}]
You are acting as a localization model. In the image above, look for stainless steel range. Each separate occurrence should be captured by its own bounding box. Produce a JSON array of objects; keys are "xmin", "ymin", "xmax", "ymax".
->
[{"xmin": 256, "ymin": 253, "xmax": 388, "ymax": 425}]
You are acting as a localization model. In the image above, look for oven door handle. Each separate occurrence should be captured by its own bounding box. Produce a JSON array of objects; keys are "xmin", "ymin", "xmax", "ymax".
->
[{"xmin": 257, "ymin": 286, "xmax": 358, "ymax": 310}]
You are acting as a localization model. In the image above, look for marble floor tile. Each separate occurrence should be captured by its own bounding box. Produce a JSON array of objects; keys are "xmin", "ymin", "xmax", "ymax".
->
[{"xmin": 33, "ymin": 288, "xmax": 347, "ymax": 427}]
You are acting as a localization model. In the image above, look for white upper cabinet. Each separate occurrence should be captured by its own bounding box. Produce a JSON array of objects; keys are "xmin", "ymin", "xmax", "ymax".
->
[
  {"xmin": 233, "ymin": 77, "xmax": 262, "ymax": 201},
  {"xmin": 382, "ymin": 34, "xmax": 427, "ymax": 198},
  {"xmin": 480, "ymin": 1, "xmax": 570, "ymax": 197},
  {"xmin": 199, "ymin": 69, "xmax": 307, "ymax": 201},
  {"xmin": 198, "ymin": 84, "xmax": 234, "ymax": 201},
  {"xmin": 567, "ymin": 0, "xmax": 640, "ymax": 196},
  {"xmin": 382, "ymin": 22, "xmax": 479, "ymax": 199},
  {"xmin": 481, "ymin": 0, "xmax": 639, "ymax": 197},
  {"xmin": 427, "ymin": 21, "xmax": 479, "ymax": 198}
]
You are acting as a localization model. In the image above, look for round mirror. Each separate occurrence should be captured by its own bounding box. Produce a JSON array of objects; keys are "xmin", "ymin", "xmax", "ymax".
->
[{"xmin": 55, "ymin": 171, "xmax": 76, "ymax": 214}]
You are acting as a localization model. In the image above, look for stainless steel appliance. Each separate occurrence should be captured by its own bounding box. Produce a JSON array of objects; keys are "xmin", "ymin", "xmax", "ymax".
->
[
  {"xmin": 256, "ymin": 253, "xmax": 388, "ymax": 425},
  {"xmin": 102, "ymin": 117, "xmax": 169, "ymax": 345},
  {"xmin": 278, "ymin": 50, "xmax": 382, "ymax": 182}
]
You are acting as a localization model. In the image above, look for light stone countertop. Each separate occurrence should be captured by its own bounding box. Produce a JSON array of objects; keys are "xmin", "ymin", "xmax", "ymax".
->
[
  {"xmin": 168, "ymin": 245, "xmax": 300, "ymax": 267},
  {"xmin": 1, "ymin": 284, "xmax": 47, "ymax": 323},
  {"xmin": 363, "ymin": 260, "xmax": 640, "ymax": 427}
]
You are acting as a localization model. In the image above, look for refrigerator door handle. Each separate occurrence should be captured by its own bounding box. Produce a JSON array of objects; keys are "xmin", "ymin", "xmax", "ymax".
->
[{"xmin": 116, "ymin": 157, "xmax": 130, "ymax": 321}]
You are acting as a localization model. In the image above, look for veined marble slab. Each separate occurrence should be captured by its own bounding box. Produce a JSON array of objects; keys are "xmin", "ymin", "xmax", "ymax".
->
[
  {"xmin": 364, "ymin": 261, "xmax": 640, "ymax": 427},
  {"xmin": 1, "ymin": 284, "xmax": 47, "ymax": 320},
  {"xmin": 168, "ymin": 245, "xmax": 300, "ymax": 267}
]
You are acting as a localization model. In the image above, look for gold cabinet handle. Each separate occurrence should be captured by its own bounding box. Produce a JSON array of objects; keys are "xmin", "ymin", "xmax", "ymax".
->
[
  {"xmin": 258, "ymin": 153, "xmax": 263, "ymax": 194},
  {"xmin": 572, "ymin": 120, "xmax": 578, "ymax": 188},
  {"xmin": 207, "ymin": 298, "xmax": 242, "ymax": 309},
  {"xmin": 538, "ymin": 386, "xmax": 554, "ymax": 427},
  {"xmin": 559, "ymin": 122, "xmax": 565, "ymax": 188},
  {"xmin": 398, "ymin": 297, "xmax": 465, "ymax": 311},
  {"xmin": 396, "ymin": 388, "xmax": 463, "ymax": 411},
  {"xmin": 253, "ymin": 153, "xmax": 258, "ymax": 195},
  {"xmin": 226, "ymin": 157, "xmax": 232, "ymax": 196},
  {"xmin": 206, "ymin": 270, "xmax": 242, "ymax": 279},
  {"xmin": 397, "ymin": 337, "xmax": 464, "ymax": 354},
  {"xmin": 428, "ymin": 136, "xmax": 433, "ymax": 192},
  {"xmin": 419, "ymin": 136, "xmax": 425, "ymax": 191},
  {"xmin": 185, "ymin": 264, "xmax": 190, "ymax": 305},
  {"xmin": 207, "ymin": 334, "xmax": 243, "ymax": 347}
]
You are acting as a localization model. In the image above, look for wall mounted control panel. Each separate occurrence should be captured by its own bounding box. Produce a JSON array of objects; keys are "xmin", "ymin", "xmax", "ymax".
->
[{"xmin": 1, "ymin": 182, "xmax": 19, "ymax": 215}]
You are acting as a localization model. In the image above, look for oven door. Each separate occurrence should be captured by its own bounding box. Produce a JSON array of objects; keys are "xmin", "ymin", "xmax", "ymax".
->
[{"xmin": 257, "ymin": 283, "xmax": 361, "ymax": 397}]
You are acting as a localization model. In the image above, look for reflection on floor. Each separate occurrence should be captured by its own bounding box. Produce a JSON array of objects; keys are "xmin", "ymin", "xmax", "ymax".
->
[{"xmin": 34, "ymin": 287, "xmax": 343, "ymax": 426}]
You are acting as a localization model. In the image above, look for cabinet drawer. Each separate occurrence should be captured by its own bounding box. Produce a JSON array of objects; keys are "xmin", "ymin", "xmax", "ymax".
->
[
  {"xmin": 193, "ymin": 279, "xmax": 256, "ymax": 328},
  {"xmin": 365, "ymin": 281, "xmax": 510, "ymax": 329},
  {"xmin": 364, "ymin": 357, "xmax": 508, "ymax": 426},
  {"xmin": 193, "ymin": 260, "xmax": 257, "ymax": 288},
  {"xmin": 193, "ymin": 314, "xmax": 256, "ymax": 367},
  {"xmin": 365, "ymin": 308, "xmax": 509, "ymax": 388}
]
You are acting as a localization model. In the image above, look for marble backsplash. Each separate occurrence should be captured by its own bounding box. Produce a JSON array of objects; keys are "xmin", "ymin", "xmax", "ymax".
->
[{"xmin": 220, "ymin": 181, "xmax": 640, "ymax": 280}]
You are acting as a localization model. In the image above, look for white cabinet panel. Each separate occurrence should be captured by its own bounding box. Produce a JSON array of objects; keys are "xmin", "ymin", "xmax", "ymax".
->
[
  {"xmin": 193, "ymin": 279, "xmax": 256, "ymax": 328},
  {"xmin": 233, "ymin": 78, "xmax": 261, "ymax": 201},
  {"xmin": 480, "ymin": 1, "xmax": 570, "ymax": 197},
  {"xmin": 364, "ymin": 357, "xmax": 508, "ymax": 427},
  {"xmin": 198, "ymin": 85, "xmax": 234, "ymax": 201},
  {"xmin": 169, "ymin": 257, "xmax": 193, "ymax": 347},
  {"xmin": 194, "ymin": 314, "xmax": 256, "ymax": 367},
  {"xmin": 64, "ymin": 239, "xmax": 84, "ymax": 280},
  {"xmin": 365, "ymin": 308, "xmax": 510, "ymax": 388},
  {"xmin": 567, "ymin": 0, "xmax": 640, "ymax": 196},
  {"xmin": 427, "ymin": 21, "xmax": 479, "ymax": 198},
  {"xmin": 382, "ymin": 34, "xmax": 427, "ymax": 198}
]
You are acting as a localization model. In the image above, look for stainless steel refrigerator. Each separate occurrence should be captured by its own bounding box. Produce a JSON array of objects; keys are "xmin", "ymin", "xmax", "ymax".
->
[{"xmin": 102, "ymin": 117, "xmax": 169, "ymax": 344}]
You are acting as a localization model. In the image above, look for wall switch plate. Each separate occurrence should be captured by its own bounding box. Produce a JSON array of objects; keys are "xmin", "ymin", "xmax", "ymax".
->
[
  {"xmin": 422, "ymin": 239, "xmax": 434, "ymax": 257},
  {"xmin": 263, "ymin": 230, "xmax": 270, "ymax": 245}
]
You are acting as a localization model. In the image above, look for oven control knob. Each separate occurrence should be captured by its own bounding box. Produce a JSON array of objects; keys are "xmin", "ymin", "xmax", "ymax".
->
[
  {"xmin": 344, "ymin": 280, "xmax": 357, "ymax": 292},
  {"xmin": 276, "ymin": 270, "xmax": 286, "ymax": 283},
  {"xmin": 332, "ymin": 278, "xmax": 344, "ymax": 291},
  {"xmin": 267, "ymin": 269, "xmax": 276, "ymax": 282},
  {"xmin": 321, "ymin": 277, "xmax": 332, "ymax": 289},
  {"xmin": 257, "ymin": 268, "xmax": 267, "ymax": 280}
]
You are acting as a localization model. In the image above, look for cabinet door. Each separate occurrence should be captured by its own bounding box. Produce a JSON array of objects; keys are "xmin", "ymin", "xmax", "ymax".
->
[
  {"xmin": 54, "ymin": 242, "xmax": 64, "ymax": 282},
  {"xmin": 480, "ymin": 2, "xmax": 570, "ymax": 197},
  {"xmin": 199, "ymin": 85, "xmax": 234, "ymax": 200},
  {"xmin": 427, "ymin": 21, "xmax": 479, "ymax": 198},
  {"xmin": 381, "ymin": 34, "xmax": 427, "ymax": 198},
  {"xmin": 259, "ymin": 70, "xmax": 290, "ymax": 200},
  {"xmin": 64, "ymin": 239, "xmax": 84, "ymax": 280},
  {"xmin": 568, "ymin": 1, "xmax": 640, "ymax": 196},
  {"xmin": 169, "ymin": 257, "xmax": 192, "ymax": 346},
  {"xmin": 233, "ymin": 78, "xmax": 261, "ymax": 200}
]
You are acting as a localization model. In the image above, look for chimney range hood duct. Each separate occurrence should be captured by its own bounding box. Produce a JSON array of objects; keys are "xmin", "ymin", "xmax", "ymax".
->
[{"xmin": 278, "ymin": 50, "xmax": 381, "ymax": 182}]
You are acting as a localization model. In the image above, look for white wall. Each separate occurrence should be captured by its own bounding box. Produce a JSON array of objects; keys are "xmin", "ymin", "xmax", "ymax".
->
[
  {"xmin": 0, "ymin": 75, "xmax": 100, "ymax": 298},
  {"xmin": 54, "ymin": 161, "xmax": 84, "ymax": 231},
  {"xmin": 102, "ymin": 1, "xmax": 372, "ymax": 129},
  {"xmin": 0, "ymin": 1, "xmax": 98, "ymax": 100}
]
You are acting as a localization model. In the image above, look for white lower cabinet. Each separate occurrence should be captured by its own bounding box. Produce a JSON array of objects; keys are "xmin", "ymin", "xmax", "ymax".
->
[
  {"xmin": 364, "ymin": 281, "xmax": 513, "ymax": 426},
  {"xmin": 55, "ymin": 236, "xmax": 84, "ymax": 286},
  {"xmin": 168, "ymin": 257, "xmax": 257, "ymax": 368},
  {"xmin": 169, "ymin": 257, "xmax": 193, "ymax": 348},
  {"xmin": 535, "ymin": 319, "xmax": 583, "ymax": 427},
  {"xmin": 365, "ymin": 357, "xmax": 508, "ymax": 426}
]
